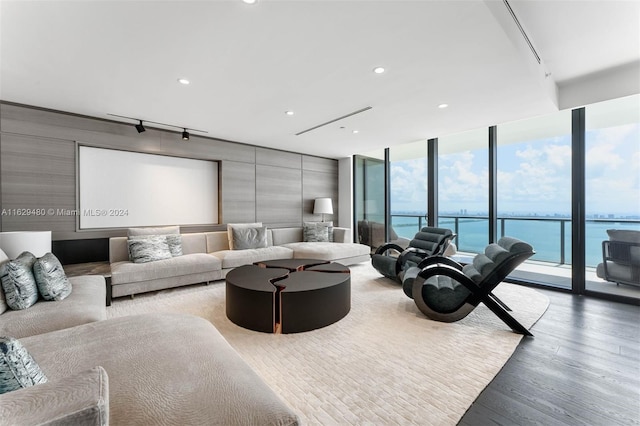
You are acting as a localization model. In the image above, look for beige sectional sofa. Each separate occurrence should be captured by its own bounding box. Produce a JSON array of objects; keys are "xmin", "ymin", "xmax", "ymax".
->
[
  {"xmin": 109, "ymin": 225, "xmax": 370, "ymax": 300},
  {"xmin": 0, "ymin": 247, "xmax": 300, "ymax": 425}
]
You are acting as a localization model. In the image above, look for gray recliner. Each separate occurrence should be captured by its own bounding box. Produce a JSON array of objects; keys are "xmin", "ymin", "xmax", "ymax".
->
[
  {"xmin": 371, "ymin": 227, "xmax": 455, "ymax": 282},
  {"xmin": 402, "ymin": 236, "xmax": 535, "ymax": 335}
]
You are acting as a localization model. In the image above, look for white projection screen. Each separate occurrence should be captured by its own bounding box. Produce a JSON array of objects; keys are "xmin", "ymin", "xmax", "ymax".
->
[{"xmin": 78, "ymin": 146, "xmax": 218, "ymax": 229}]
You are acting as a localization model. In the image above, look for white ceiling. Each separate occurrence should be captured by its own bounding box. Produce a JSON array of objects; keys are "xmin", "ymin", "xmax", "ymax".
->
[{"xmin": 1, "ymin": 0, "xmax": 638, "ymax": 159}]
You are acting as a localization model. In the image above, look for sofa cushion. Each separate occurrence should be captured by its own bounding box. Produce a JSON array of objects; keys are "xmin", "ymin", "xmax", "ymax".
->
[
  {"xmin": 282, "ymin": 242, "xmax": 370, "ymax": 261},
  {"xmin": 127, "ymin": 226, "xmax": 180, "ymax": 236},
  {"xmin": 33, "ymin": 253, "xmax": 72, "ymax": 301},
  {"xmin": 227, "ymin": 223, "xmax": 263, "ymax": 250},
  {"xmin": 0, "ymin": 275, "xmax": 106, "ymax": 339},
  {"xmin": 128, "ymin": 236, "xmax": 173, "ymax": 263},
  {"xmin": 0, "ymin": 251, "xmax": 39, "ymax": 310},
  {"xmin": 0, "ymin": 336, "xmax": 47, "ymax": 394},
  {"xmin": 111, "ymin": 253, "xmax": 222, "ymax": 285},
  {"xmin": 0, "ymin": 366, "xmax": 109, "ymax": 426},
  {"xmin": 232, "ymin": 226, "xmax": 268, "ymax": 250},
  {"xmin": 213, "ymin": 246, "xmax": 294, "ymax": 269}
]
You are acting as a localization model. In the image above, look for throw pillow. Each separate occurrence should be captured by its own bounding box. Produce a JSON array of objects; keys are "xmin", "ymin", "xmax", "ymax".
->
[
  {"xmin": 232, "ymin": 226, "xmax": 268, "ymax": 250},
  {"xmin": 0, "ymin": 336, "xmax": 48, "ymax": 395},
  {"xmin": 128, "ymin": 235, "xmax": 173, "ymax": 263},
  {"xmin": 0, "ymin": 249, "xmax": 8, "ymax": 315},
  {"xmin": 303, "ymin": 222, "xmax": 330, "ymax": 242},
  {"xmin": 33, "ymin": 253, "xmax": 72, "ymax": 301},
  {"xmin": 0, "ymin": 251, "xmax": 39, "ymax": 310},
  {"xmin": 127, "ymin": 226, "xmax": 180, "ymax": 237},
  {"xmin": 165, "ymin": 234, "xmax": 183, "ymax": 257},
  {"xmin": 227, "ymin": 223, "xmax": 262, "ymax": 250}
]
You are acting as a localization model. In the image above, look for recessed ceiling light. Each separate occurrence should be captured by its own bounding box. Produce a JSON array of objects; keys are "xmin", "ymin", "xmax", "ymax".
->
[
  {"xmin": 285, "ymin": 111, "xmax": 294, "ymax": 116},
  {"xmin": 438, "ymin": 103, "xmax": 449, "ymax": 109},
  {"xmin": 177, "ymin": 78, "xmax": 190, "ymax": 85},
  {"xmin": 373, "ymin": 67, "xmax": 385, "ymax": 74},
  {"xmin": 242, "ymin": 0, "xmax": 257, "ymax": 4},
  {"xmin": 352, "ymin": 130, "xmax": 359, "ymax": 134}
]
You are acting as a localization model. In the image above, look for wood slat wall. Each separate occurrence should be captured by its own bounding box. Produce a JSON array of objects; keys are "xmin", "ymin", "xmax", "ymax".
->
[{"xmin": 0, "ymin": 103, "xmax": 340, "ymax": 245}]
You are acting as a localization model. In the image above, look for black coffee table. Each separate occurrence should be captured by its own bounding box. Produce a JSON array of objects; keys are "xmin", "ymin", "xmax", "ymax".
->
[{"xmin": 225, "ymin": 259, "xmax": 351, "ymax": 334}]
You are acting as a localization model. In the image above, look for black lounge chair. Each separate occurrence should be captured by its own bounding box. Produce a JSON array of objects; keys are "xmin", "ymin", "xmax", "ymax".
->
[
  {"xmin": 371, "ymin": 227, "xmax": 455, "ymax": 283},
  {"xmin": 402, "ymin": 236, "xmax": 535, "ymax": 336}
]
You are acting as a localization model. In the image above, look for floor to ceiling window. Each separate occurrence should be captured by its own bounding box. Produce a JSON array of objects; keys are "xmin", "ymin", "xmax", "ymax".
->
[
  {"xmin": 389, "ymin": 141, "xmax": 428, "ymax": 244},
  {"xmin": 438, "ymin": 128, "xmax": 489, "ymax": 254},
  {"xmin": 497, "ymin": 110, "xmax": 573, "ymax": 288},
  {"xmin": 354, "ymin": 151, "xmax": 385, "ymax": 251},
  {"xmin": 585, "ymin": 94, "xmax": 640, "ymax": 300}
]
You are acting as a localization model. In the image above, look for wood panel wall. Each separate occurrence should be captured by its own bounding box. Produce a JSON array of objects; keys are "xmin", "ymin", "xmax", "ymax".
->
[{"xmin": 0, "ymin": 102, "xmax": 339, "ymax": 244}]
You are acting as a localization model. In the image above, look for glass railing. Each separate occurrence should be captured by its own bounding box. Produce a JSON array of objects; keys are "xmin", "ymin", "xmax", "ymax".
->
[{"xmin": 390, "ymin": 214, "xmax": 640, "ymax": 267}]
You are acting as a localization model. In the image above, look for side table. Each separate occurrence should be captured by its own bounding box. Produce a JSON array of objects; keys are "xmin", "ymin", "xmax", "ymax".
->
[{"xmin": 63, "ymin": 261, "xmax": 113, "ymax": 306}]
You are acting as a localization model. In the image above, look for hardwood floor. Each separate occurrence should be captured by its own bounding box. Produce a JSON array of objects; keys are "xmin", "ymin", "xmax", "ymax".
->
[{"xmin": 459, "ymin": 288, "xmax": 640, "ymax": 426}]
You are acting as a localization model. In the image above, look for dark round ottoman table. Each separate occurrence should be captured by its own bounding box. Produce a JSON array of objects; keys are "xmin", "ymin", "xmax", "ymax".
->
[{"xmin": 225, "ymin": 259, "xmax": 351, "ymax": 334}]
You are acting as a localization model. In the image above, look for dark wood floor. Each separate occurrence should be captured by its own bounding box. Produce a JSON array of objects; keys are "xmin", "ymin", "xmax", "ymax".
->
[{"xmin": 459, "ymin": 288, "xmax": 640, "ymax": 426}]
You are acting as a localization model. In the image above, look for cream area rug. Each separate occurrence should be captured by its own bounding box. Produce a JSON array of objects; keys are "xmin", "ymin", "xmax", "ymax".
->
[{"xmin": 106, "ymin": 263, "xmax": 549, "ymax": 425}]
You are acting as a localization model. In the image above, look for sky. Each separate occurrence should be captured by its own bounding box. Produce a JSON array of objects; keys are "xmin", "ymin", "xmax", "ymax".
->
[{"xmin": 390, "ymin": 123, "xmax": 640, "ymax": 217}]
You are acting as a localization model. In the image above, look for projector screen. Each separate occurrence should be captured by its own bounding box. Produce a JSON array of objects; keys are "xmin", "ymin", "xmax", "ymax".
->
[{"xmin": 78, "ymin": 146, "xmax": 218, "ymax": 229}]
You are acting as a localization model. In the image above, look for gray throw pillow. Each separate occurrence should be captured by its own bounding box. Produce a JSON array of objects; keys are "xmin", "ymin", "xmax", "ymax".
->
[
  {"xmin": 0, "ymin": 251, "xmax": 39, "ymax": 310},
  {"xmin": 165, "ymin": 234, "xmax": 183, "ymax": 257},
  {"xmin": 303, "ymin": 222, "xmax": 331, "ymax": 242},
  {"xmin": 232, "ymin": 226, "xmax": 268, "ymax": 250},
  {"xmin": 128, "ymin": 235, "xmax": 173, "ymax": 263},
  {"xmin": 227, "ymin": 223, "xmax": 263, "ymax": 249},
  {"xmin": 0, "ymin": 249, "xmax": 8, "ymax": 315},
  {"xmin": 0, "ymin": 336, "xmax": 48, "ymax": 395},
  {"xmin": 33, "ymin": 253, "xmax": 72, "ymax": 301}
]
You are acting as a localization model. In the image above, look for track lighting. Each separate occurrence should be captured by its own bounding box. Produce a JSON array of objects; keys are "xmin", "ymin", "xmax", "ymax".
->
[
  {"xmin": 135, "ymin": 120, "xmax": 146, "ymax": 133},
  {"xmin": 107, "ymin": 113, "xmax": 207, "ymax": 141}
]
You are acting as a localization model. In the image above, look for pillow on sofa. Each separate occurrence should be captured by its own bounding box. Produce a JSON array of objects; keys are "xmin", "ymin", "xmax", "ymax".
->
[
  {"xmin": 128, "ymin": 236, "xmax": 173, "ymax": 263},
  {"xmin": 227, "ymin": 223, "xmax": 263, "ymax": 250},
  {"xmin": 127, "ymin": 226, "xmax": 180, "ymax": 237},
  {"xmin": 0, "ymin": 251, "xmax": 39, "ymax": 310},
  {"xmin": 0, "ymin": 249, "xmax": 8, "ymax": 315},
  {"xmin": 232, "ymin": 226, "xmax": 268, "ymax": 250},
  {"xmin": 303, "ymin": 222, "xmax": 333, "ymax": 242},
  {"xmin": 33, "ymin": 252, "xmax": 72, "ymax": 301},
  {"xmin": 165, "ymin": 234, "xmax": 183, "ymax": 257},
  {"xmin": 0, "ymin": 336, "xmax": 47, "ymax": 395}
]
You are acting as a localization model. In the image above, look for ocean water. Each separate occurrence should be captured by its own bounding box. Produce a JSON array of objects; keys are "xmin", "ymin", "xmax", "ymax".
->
[{"xmin": 391, "ymin": 215, "xmax": 639, "ymax": 267}]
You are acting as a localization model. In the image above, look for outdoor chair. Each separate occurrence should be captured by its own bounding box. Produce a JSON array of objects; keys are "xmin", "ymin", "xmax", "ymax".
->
[
  {"xmin": 401, "ymin": 236, "xmax": 535, "ymax": 335},
  {"xmin": 596, "ymin": 229, "xmax": 640, "ymax": 287},
  {"xmin": 371, "ymin": 226, "xmax": 455, "ymax": 283}
]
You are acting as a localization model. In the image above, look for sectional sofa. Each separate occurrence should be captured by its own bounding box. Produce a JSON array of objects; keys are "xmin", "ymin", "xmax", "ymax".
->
[
  {"xmin": 109, "ymin": 225, "xmax": 370, "ymax": 301},
  {"xmin": 0, "ymin": 248, "xmax": 300, "ymax": 425}
]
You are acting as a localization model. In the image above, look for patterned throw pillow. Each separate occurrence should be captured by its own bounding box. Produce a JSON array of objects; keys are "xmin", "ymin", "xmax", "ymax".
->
[
  {"xmin": 303, "ymin": 222, "xmax": 331, "ymax": 242},
  {"xmin": 165, "ymin": 234, "xmax": 183, "ymax": 257},
  {"xmin": 0, "ymin": 251, "xmax": 39, "ymax": 310},
  {"xmin": 33, "ymin": 253, "xmax": 72, "ymax": 301},
  {"xmin": 231, "ymin": 226, "xmax": 268, "ymax": 250},
  {"xmin": 128, "ymin": 235, "xmax": 173, "ymax": 263},
  {"xmin": 0, "ymin": 336, "xmax": 48, "ymax": 395}
]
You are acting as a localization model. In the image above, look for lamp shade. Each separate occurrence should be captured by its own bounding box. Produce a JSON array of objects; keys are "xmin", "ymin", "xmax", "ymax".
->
[
  {"xmin": 313, "ymin": 198, "xmax": 333, "ymax": 215},
  {"xmin": 0, "ymin": 231, "xmax": 52, "ymax": 259}
]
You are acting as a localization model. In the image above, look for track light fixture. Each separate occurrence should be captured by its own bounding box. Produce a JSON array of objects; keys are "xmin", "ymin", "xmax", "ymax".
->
[
  {"xmin": 107, "ymin": 113, "xmax": 207, "ymax": 141},
  {"xmin": 135, "ymin": 120, "xmax": 146, "ymax": 133}
]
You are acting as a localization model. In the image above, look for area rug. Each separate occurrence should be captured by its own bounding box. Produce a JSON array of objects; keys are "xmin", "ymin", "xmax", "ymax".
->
[{"xmin": 106, "ymin": 263, "xmax": 549, "ymax": 425}]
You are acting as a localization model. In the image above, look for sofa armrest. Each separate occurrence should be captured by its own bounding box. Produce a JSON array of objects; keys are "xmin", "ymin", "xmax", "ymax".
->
[
  {"xmin": 333, "ymin": 227, "xmax": 352, "ymax": 243},
  {"xmin": 0, "ymin": 366, "xmax": 109, "ymax": 426}
]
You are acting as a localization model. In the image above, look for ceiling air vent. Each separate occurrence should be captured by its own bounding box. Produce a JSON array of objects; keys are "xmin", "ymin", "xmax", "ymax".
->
[{"xmin": 296, "ymin": 106, "xmax": 373, "ymax": 136}]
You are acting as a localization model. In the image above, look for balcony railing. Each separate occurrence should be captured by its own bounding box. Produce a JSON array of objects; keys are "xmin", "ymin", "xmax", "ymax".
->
[{"xmin": 390, "ymin": 214, "xmax": 640, "ymax": 267}]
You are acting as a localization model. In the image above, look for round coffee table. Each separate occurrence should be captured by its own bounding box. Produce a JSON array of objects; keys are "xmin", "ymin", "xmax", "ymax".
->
[{"xmin": 226, "ymin": 259, "xmax": 350, "ymax": 334}]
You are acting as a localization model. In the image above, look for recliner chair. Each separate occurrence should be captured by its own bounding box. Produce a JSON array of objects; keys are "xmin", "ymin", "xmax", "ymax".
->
[
  {"xmin": 371, "ymin": 227, "xmax": 455, "ymax": 282},
  {"xmin": 402, "ymin": 236, "xmax": 535, "ymax": 335}
]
